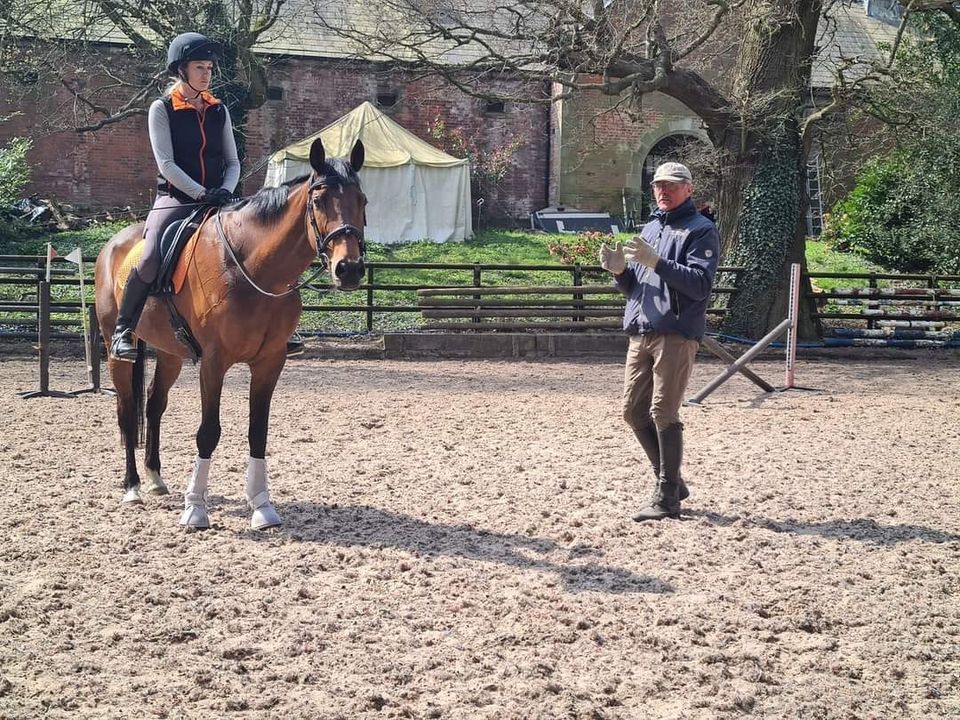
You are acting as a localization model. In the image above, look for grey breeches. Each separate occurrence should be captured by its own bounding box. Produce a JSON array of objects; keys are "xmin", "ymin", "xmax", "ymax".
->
[{"xmin": 136, "ymin": 194, "xmax": 196, "ymax": 284}]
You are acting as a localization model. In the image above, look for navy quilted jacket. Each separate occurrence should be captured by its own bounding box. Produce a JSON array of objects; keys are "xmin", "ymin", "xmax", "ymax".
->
[{"xmin": 613, "ymin": 199, "xmax": 720, "ymax": 340}]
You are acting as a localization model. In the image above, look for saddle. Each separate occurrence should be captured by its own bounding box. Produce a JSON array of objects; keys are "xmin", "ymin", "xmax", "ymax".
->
[
  {"xmin": 116, "ymin": 206, "xmax": 214, "ymax": 362},
  {"xmin": 116, "ymin": 207, "xmax": 211, "ymax": 295},
  {"xmin": 155, "ymin": 208, "xmax": 209, "ymax": 293}
]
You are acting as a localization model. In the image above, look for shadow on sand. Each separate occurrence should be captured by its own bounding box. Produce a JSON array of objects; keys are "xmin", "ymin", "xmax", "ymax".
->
[
  {"xmin": 685, "ymin": 509, "xmax": 960, "ymax": 545},
  {"xmin": 228, "ymin": 500, "xmax": 673, "ymax": 595}
]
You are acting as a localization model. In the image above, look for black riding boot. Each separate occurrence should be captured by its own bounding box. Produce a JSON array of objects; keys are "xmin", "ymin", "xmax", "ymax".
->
[
  {"xmin": 286, "ymin": 330, "xmax": 305, "ymax": 357},
  {"xmin": 632, "ymin": 422, "xmax": 689, "ymax": 501},
  {"xmin": 634, "ymin": 422, "xmax": 684, "ymax": 522},
  {"xmin": 110, "ymin": 269, "xmax": 151, "ymax": 362}
]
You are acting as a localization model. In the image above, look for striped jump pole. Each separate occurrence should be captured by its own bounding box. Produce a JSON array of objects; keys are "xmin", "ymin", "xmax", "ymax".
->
[{"xmin": 784, "ymin": 262, "xmax": 801, "ymax": 389}]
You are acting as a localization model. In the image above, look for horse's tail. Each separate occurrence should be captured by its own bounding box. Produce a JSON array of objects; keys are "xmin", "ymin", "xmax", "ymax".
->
[{"xmin": 133, "ymin": 339, "xmax": 146, "ymax": 446}]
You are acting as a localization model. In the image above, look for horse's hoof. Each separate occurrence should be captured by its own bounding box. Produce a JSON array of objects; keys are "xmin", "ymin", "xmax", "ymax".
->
[
  {"xmin": 251, "ymin": 503, "xmax": 282, "ymax": 530},
  {"xmin": 143, "ymin": 469, "xmax": 169, "ymax": 496},
  {"xmin": 121, "ymin": 487, "xmax": 143, "ymax": 505},
  {"xmin": 179, "ymin": 504, "xmax": 210, "ymax": 529}
]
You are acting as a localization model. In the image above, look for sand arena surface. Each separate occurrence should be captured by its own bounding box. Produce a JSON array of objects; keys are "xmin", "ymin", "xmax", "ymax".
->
[{"xmin": 0, "ymin": 351, "xmax": 958, "ymax": 719}]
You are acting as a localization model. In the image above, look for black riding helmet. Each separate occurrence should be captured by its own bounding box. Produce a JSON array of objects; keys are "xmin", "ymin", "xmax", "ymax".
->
[{"xmin": 166, "ymin": 32, "xmax": 222, "ymax": 77}]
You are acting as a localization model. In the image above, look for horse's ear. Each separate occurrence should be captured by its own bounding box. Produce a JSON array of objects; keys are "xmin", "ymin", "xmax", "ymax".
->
[
  {"xmin": 309, "ymin": 139, "xmax": 326, "ymax": 173},
  {"xmin": 350, "ymin": 140, "xmax": 365, "ymax": 172}
]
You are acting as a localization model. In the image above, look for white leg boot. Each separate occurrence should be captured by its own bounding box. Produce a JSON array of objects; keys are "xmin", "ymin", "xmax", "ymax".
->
[
  {"xmin": 179, "ymin": 456, "xmax": 211, "ymax": 529},
  {"xmin": 246, "ymin": 456, "xmax": 281, "ymax": 530}
]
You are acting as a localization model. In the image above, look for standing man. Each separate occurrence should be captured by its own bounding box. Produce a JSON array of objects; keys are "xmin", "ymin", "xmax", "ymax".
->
[{"xmin": 599, "ymin": 162, "xmax": 720, "ymax": 521}]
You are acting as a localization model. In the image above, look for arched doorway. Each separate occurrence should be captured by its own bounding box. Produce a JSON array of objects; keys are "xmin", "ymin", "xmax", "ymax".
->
[
  {"xmin": 643, "ymin": 134, "xmax": 715, "ymax": 219},
  {"xmin": 625, "ymin": 131, "xmax": 716, "ymax": 227}
]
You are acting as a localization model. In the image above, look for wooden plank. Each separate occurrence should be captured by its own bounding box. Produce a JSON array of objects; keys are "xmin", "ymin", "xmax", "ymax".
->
[
  {"xmin": 424, "ymin": 320, "xmax": 622, "ymax": 331},
  {"xmin": 417, "ymin": 285, "xmax": 620, "ymax": 297},
  {"xmin": 813, "ymin": 312, "xmax": 960, "ymax": 321},
  {"xmin": 418, "ymin": 297, "xmax": 625, "ymax": 308},
  {"xmin": 422, "ymin": 308, "xmax": 625, "ymax": 319}
]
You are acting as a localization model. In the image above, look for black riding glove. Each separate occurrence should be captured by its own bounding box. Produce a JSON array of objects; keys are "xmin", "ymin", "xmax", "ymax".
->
[{"xmin": 200, "ymin": 187, "xmax": 234, "ymax": 206}]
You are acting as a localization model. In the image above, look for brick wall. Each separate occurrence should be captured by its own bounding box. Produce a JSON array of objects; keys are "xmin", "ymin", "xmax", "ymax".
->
[
  {"xmin": 552, "ymin": 79, "xmax": 706, "ymax": 216},
  {"xmin": 243, "ymin": 59, "xmax": 550, "ymax": 222},
  {"xmin": 0, "ymin": 51, "xmax": 549, "ymax": 223}
]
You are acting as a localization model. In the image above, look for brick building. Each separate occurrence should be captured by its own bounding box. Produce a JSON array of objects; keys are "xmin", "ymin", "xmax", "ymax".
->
[
  {"xmin": 0, "ymin": 1, "xmax": 896, "ymax": 236},
  {"xmin": 0, "ymin": 49, "xmax": 550, "ymax": 227}
]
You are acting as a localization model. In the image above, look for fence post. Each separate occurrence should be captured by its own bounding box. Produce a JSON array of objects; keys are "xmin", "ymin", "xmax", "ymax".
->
[
  {"xmin": 472, "ymin": 264, "xmax": 482, "ymax": 325},
  {"xmin": 868, "ymin": 273, "xmax": 877, "ymax": 330},
  {"xmin": 18, "ymin": 280, "xmax": 76, "ymax": 399},
  {"xmin": 572, "ymin": 264, "xmax": 584, "ymax": 322},
  {"xmin": 366, "ymin": 264, "xmax": 375, "ymax": 332},
  {"xmin": 90, "ymin": 304, "xmax": 102, "ymax": 390},
  {"xmin": 73, "ymin": 303, "xmax": 114, "ymax": 395}
]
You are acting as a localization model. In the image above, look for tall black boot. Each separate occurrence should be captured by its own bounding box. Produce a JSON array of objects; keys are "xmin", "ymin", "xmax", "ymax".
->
[
  {"xmin": 631, "ymin": 422, "xmax": 689, "ymax": 501},
  {"xmin": 633, "ymin": 422, "xmax": 684, "ymax": 522},
  {"xmin": 111, "ymin": 269, "xmax": 151, "ymax": 362}
]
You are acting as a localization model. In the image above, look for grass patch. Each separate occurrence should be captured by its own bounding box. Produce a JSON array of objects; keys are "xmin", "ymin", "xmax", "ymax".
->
[{"xmin": 805, "ymin": 239, "xmax": 891, "ymax": 290}]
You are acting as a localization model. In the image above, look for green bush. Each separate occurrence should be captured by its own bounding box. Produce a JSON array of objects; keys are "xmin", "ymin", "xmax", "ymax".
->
[
  {"xmin": 822, "ymin": 158, "xmax": 960, "ymax": 274},
  {"xmin": 0, "ymin": 135, "xmax": 39, "ymax": 252},
  {"xmin": 546, "ymin": 231, "xmax": 612, "ymax": 266},
  {"xmin": 0, "ymin": 136, "xmax": 31, "ymax": 207}
]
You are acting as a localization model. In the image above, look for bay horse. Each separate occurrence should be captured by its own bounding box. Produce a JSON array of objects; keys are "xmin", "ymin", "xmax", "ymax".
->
[{"xmin": 94, "ymin": 139, "xmax": 366, "ymax": 530}]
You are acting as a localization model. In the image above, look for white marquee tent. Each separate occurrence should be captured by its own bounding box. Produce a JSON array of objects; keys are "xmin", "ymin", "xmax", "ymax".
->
[{"xmin": 265, "ymin": 102, "xmax": 473, "ymax": 244}]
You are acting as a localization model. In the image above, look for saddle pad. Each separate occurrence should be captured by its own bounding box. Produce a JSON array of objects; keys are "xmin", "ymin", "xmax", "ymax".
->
[
  {"xmin": 116, "ymin": 242, "xmax": 144, "ymax": 292},
  {"xmin": 116, "ymin": 220, "xmax": 205, "ymax": 295}
]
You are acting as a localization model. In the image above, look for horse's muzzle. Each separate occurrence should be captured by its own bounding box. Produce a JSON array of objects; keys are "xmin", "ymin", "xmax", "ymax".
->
[{"xmin": 334, "ymin": 259, "xmax": 365, "ymax": 289}]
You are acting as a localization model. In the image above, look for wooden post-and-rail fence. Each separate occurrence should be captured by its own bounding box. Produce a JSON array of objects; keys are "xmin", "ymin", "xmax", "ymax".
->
[
  {"xmin": 3, "ymin": 254, "xmax": 960, "ymax": 346},
  {"xmin": 0, "ymin": 255, "xmax": 740, "ymax": 337}
]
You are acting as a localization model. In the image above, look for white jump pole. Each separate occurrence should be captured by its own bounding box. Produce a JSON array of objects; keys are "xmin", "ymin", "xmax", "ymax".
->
[{"xmin": 687, "ymin": 316, "xmax": 792, "ymax": 405}]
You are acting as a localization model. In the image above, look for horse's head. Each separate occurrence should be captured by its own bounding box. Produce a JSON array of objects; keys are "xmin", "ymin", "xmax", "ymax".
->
[{"xmin": 307, "ymin": 138, "xmax": 367, "ymax": 290}]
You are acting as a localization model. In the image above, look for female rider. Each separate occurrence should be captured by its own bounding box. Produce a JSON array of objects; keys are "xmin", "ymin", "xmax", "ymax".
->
[{"xmin": 110, "ymin": 32, "xmax": 239, "ymax": 361}]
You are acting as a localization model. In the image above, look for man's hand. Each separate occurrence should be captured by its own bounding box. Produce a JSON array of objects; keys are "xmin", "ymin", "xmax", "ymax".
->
[
  {"xmin": 200, "ymin": 187, "xmax": 234, "ymax": 206},
  {"xmin": 624, "ymin": 236, "xmax": 660, "ymax": 269},
  {"xmin": 598, "ymin": 242, "xmax": 627, "ymax": 275}
]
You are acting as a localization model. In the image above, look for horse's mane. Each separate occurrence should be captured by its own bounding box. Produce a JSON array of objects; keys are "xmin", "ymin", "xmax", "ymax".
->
[{"xmin": 244, "ymin": 159, "xmax": 361, "ymax": 224}]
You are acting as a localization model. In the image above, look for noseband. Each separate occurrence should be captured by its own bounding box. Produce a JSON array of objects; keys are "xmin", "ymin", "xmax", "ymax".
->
[{"xmin": 307, "ymin": 177, "xmax": 365, "ymax": 268}]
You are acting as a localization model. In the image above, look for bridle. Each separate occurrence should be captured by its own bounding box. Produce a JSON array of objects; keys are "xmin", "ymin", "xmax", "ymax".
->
[
  {"xmin": 306, "ymin": 175, "xmax": 365, "ymax": 269},
  {"xmin": 215, "ymin": 174, "xmax": 365, "ymax": 299}
]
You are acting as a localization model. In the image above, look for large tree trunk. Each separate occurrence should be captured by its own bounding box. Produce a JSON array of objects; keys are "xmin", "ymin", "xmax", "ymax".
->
[
  {"xmin": 717, "ymin": 126, "xmax": 821, "ymax": 339},
  {"xmin": 712, "ymin": 0, "xmax": 824, "ymax": 339}
]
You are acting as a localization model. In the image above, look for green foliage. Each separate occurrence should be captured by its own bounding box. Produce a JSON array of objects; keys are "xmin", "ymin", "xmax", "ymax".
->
[
  {"xmin": 827, "ymin": 13, "xmax": 960, "ymax": 274},
  {"xmin": 820, "ymin": 158, "xmax": 947, "ymax": 272},
  {"xmin": 0, "ymin": 136, "xmax": 31, "ymax": 206},
  {"xmin": 0, "ymin": 132, "xmax": 40, "ymax": 252}
]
